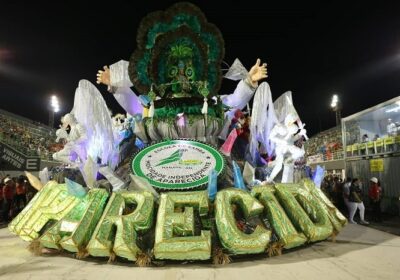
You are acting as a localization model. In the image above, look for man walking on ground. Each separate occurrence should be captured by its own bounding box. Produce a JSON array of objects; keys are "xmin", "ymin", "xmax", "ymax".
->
[{"xmin": 349, "ymin": 178, "xmax": 369, "ymax": 225}]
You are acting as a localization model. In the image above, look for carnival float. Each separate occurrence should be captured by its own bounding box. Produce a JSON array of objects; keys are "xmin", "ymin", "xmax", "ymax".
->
[{"xmin": 9, "ymin": 2, "xmax": 347, "ymax": 266}]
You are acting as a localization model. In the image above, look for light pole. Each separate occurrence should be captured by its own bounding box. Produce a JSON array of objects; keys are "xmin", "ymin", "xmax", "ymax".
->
[
  {"xmin": 49, "ymin": 95, "xmax": 60, "ymax": 128},
  {"xmin": 330, "ymin": 94, "xmax": 341, "ymax": 126}
]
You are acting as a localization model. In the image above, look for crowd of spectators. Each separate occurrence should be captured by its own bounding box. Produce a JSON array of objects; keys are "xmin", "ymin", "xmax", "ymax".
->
[
  {"xmin": 0, "ymin": 111, "xmax": 63, "ymax": 160},
  {"xmin": 0, "ymin": 174, "xmax": 38, "ymax": 224},
  {"xmin": 320, "ymin": 174, "xmax": 383, "ymax": 224},
  {"xmin": 305, "ymin": 126, "xmax": 343, "ymax": 161}
]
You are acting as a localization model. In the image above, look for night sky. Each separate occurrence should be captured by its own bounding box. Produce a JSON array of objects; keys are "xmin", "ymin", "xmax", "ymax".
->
[{"xmin": 1, "ymin": 1, "xmax": 400, "ymax": 136}]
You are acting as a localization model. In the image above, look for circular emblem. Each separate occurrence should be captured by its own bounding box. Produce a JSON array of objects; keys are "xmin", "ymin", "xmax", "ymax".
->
[{"xmin": 131, "ymin": 139, "xmax": 225, "ymax": 190}]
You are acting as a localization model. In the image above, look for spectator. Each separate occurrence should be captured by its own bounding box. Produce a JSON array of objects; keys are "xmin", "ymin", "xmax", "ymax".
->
[
  {"xmin": 2, "ymin": 177, "xmax": 15, "ymax": 223},
  {"xmin": 368, "ymin": 177, "xmax": 382, "ymax": 223},
  {"xmin": 342, "ymin": 177, "xmax": 352, "ymax": 216},
  {"xmin": 361, "ymin": 134, "xmax": 369, "ymax": 143},
  {"xmin": 25, "ymin": 180, "xmax": 37, "ymax": 202},
  {"xmin": 0, "ymin": 181, "xmax": 4, "ymax": 221},
  {"xmin": 15, "ymin": 177, "xmax": 27, "ymax": 212},
  {"xmin": 333, "ymin": 176, "xmax": 345, "ymax": 213},
  {"xmin": 321, "ymin": 177, "xmax": 330, "ymax": 199},
  {"xmin": 331, "ymin": 176, "xmax": 340, "ymax": 205},
  {"xmin": 348, "ymin": 178, "xmax": 369, "ymax": 225}
]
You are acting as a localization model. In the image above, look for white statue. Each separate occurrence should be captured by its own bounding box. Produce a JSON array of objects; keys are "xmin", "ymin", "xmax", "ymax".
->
[
  {"xmin": 55, "ymin": 125, "xmax": 68, "ymax": 143},
  {"xmin": 53, "ymin": 113, "xmax": 87, "ymax": 165},
  {"xmin": 52, "ymin": 80, "xmax": 117, "ymax": 186},
  {"xmin": 265, "ymin": 113, "xmax": 307, "ymax": 183}
]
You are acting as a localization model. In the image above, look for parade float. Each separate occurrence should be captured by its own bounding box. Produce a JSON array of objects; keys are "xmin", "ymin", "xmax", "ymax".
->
[{"xmin": 9, "ymin": 2, "xmax": 346, "ymax": 266}]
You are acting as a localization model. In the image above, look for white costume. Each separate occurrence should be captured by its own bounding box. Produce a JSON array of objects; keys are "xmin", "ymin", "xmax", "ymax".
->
[
  {"xmin": 53, "ymin": 80, "xmax": 119, "ymax": 188},
  {"xmin": 53, "ymin": 113, "xmax": 87, "ymax": 165},
  {"xmin": 266, "ymin": 114, "xmax": 307, "ymax": 183}
]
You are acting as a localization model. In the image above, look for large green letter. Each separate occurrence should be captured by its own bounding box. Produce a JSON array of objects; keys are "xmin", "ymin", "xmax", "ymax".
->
[
  {"xmin": 274, "ymin": 183, "xmax": 333, "ymax": 242},
  {"xmin": 252, "ymin": 186, "xmax": 307, "ymax": 249},
  {"xmin": 87, "ymin": 191, "xmax": 154, "ymax": 260},
  {"xmin": 215, "ymin": 188, "xmax": 270, "ymax": 254},
  {"xmin": 39, "ymin": 189, "xmax": 109, "ymax": 253},
  {"xmin": 154, "ymin": 191, "xmax": 211, "ymax": 260},
  {"xmin": 9, "ymin": 181, "xmax": 80, "ymax": 241},
  {"xmin": 301, "ymin": 179, "xmax": 347, "ymax": 232}
]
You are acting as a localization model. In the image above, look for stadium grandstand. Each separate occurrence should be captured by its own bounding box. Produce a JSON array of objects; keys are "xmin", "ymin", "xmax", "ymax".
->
[
  {"xmin": 304, "ymin": 125, "xmax": 344, "ymax": 163},
  {"xmin": 0, "ymin": 109, "xmax": 61, "ymax": 161}
]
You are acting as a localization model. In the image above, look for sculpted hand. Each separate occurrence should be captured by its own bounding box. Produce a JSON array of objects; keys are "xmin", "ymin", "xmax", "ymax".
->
[
  {"xmin": 248, "ymin": 58, "xmax": 268, "ymax": 87},
  {"xmin": 96, "ymin": 66, "xmax": 111, "ymax": 86}
]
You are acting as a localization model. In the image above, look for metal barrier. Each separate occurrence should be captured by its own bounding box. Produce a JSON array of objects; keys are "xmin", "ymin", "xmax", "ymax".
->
[
  {"xmin": 345, "ymin": 136, "xmax": 400, "ymax": 158},
  {"xmin": 307, "ymin": 150, "xmax": 344, "ymax": 164}
]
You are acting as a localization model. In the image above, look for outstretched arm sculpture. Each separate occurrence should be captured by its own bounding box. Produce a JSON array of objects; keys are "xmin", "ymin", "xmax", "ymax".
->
[
  {"xmin": 96, "ymin": 59, "xmax": 267, "ymax": 143},
  {"xmin": 96, "ymin": 59, "xmax": 267, "ymax": 113}
]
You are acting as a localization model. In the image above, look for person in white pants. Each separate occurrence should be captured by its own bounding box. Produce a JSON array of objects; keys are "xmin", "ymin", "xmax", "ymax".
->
[{"xmin": 348, "ymin": 178, "xmax": 369, "ymax": 225}]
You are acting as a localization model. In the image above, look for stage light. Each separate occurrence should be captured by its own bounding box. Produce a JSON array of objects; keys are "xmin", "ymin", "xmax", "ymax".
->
[
  {"xmin": 49, "ymin": 95, "xmax": 61, "ymax": 127},
  {"xmin": 331, "ymin": 94, "xmax": 341, "ymax": 126}
]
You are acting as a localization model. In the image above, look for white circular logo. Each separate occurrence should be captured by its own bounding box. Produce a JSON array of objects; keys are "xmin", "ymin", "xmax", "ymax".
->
[{"xmin": 131, "ymin": 140, "xmax": 224, "ymax": 190}]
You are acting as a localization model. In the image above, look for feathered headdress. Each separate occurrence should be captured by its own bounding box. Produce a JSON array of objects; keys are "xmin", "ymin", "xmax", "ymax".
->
[{"xmin": 129, "ymin": 2, "xmax": 225, "ymax": 99}]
